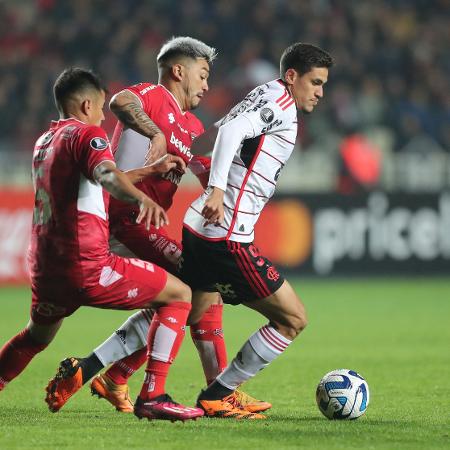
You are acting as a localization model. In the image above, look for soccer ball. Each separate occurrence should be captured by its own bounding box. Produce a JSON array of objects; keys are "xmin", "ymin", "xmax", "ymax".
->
[{"xmin": 316, "ymin": 369, "xmax": 370, "ymax": 420}]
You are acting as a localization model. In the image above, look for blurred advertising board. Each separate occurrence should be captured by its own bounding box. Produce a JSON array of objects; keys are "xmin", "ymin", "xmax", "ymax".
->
[
  {"xmin": 0, "ymin": 188, "xmax": 449, "ymax": 284},
  {"xmin": 256, "ymin": 191, "xmax": 450, "ymax": 276}
]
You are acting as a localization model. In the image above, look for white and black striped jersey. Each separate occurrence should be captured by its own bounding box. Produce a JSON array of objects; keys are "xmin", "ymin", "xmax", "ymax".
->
[{"xmin": 183, "ymin": 79, "xmax": 298, "ymax": 242}]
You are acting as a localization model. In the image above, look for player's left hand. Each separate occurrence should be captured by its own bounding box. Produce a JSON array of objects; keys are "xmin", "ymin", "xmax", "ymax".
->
[{"xmin": 136, "ymin": 196, "xmax": 169, "ymax": 230}]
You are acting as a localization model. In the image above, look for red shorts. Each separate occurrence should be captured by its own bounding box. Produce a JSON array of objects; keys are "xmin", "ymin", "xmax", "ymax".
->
[
  {"xmin": 31, "ymin": 254, "xmax": 168, "ymax": 325},
  {"xmin": 110, "ymin": 215, "xmax": 181, "ymax": 274}
]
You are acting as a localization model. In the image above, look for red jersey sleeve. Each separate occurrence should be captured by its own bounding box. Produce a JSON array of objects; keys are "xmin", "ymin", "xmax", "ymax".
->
[
  {"xmin": 189, "ymin": 155, "xmax": 211, "ymax": 188},
  {"xmin": 125, "ymin": 83, "xmax": 164, "ymax": 117},
  {"xmin": 73, "ymin": 126, "xmax": 115, "ymax": 181}
]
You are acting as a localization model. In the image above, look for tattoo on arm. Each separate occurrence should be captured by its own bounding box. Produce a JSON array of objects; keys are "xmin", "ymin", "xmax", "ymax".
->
[{"xmin": 111, "ymin": 92, "xmax": 162, "ymax": 138}]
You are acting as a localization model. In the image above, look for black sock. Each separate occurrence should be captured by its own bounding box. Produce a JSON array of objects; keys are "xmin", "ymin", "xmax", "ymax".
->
[
  {"xmin": 78, "ymin": 353, "xmax": 105, "ymax": 384},
  {"xmin": 199, "ymin": 380, "xmax": 234, "ymax": 400}
]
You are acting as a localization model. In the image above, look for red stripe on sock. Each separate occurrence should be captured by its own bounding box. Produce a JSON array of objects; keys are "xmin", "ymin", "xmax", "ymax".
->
[
  {"xmin": 262, "ymin": 325, "xmax": 289, "ymax": 349},
  {"xmin": 259, "ymin": 327, "xmax": 286, "ymax": 352}
]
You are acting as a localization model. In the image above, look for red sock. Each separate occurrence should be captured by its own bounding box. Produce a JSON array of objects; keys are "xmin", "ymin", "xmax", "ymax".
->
[
  {"xmin": 105, "ymin": 348, "xmax": 147, "ymax": 385},
  {"xmin": 140, "ymin": 301, "xmax": 191, "ymax": 400},
  {"xmin": 190, "ymin": 304, "xmax": 227, "ymax": 385},
  {"xmin": 0, "ymin": 329, "xmax": 48, "ymax": 387}
]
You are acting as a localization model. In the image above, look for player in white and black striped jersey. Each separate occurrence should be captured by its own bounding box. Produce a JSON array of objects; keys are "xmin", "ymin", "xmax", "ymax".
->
[{"xmin": 180, "ymin": 43, "xmax": 334, "ymax": 419}]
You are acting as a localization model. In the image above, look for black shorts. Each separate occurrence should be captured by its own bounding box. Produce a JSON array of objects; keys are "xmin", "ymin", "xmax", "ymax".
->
[{"xmin": 179, "ymin": 227, "xmax": 284, "ymax": 305}]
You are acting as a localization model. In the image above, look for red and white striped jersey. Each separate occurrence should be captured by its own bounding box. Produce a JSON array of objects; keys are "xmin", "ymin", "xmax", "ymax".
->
[
  {"xmin": 184, "ymin": 79, "xmax": 298, "ymax": 242},
  {"xmin": 28, "ymin": 118, "xmax": 115, "ymax": 288}
]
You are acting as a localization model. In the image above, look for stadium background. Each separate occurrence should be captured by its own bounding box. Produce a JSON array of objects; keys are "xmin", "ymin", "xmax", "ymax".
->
[{"xmin": 0, "ymin": 0, "xmax": 449, "ymax": 282}]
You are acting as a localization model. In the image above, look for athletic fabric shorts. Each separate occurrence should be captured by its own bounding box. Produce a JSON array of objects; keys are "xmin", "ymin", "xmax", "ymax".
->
[
  {"xmin": 110, "ymin": 214, "xmax": 181, "ymax": 274},
  {"xmin": 30, "ymin": 254, "xmax": 167, "ymax": 325},
  {"xmin": 179, "ymin": 227, "xmax": 284, "ymax": 305}
]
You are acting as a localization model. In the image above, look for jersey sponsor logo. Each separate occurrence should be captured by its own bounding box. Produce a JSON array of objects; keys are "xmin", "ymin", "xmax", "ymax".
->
[
  {"xmin": 61, "ymin": 125, "xmax": 76, "ymax": 140},
  {"xmin": 35, "ymin": 131, "xmax": 54, "ymax": 147},
  {"xmin": 177, "ymin": 123, "xmax": 189, "ymax": 134},
  {"xmin": 261, "ymin": 119, "xmax": 282, "ymax": 134},
  {"xmin": 168, "ymin": 112, "xmax": 175, "ymax": 124},
  {"xmin": 139, "ymin": 84, "xmax": 157, "ymax": 95},
  {"xmin": 161, "ymin": 169, "xmax": 182, "ymax": 185},
  {"xmin": 169, "ymin": 131, "xmax": 192, "ymax": 159},
  {"xmin": 214, "ymin": 283, "xmax": 237, "ymax": 299},
  {"xmin": 247, "ymin": 98, "xmax": 268, "ymax": 112},
  {"xmin": 90, "ymin": 137, "xmax": 109, "ymax": 151},
  {"xmin": 260, "ymin": 107, "xmax": 274, "ymax": 124},
  {"xmin": 221, "ymin": 87, "xmax": 267, "ymax": 124}
]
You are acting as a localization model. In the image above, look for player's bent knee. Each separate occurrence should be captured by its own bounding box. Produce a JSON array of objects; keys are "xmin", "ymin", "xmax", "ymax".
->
[
  {"xmin": 175, "ymin": 281, "xmax": 192, "ymax": 303},
  {"xmin": 291, "ymin": 312, "xmax": 308, "ymax": 334},
  {"xmin": 272, "ymin": 308, "xmax": 308, "ymax": 340},
  {"xmin": 156, "ymin": 274, "xmax": 192, "ymax": 305}
]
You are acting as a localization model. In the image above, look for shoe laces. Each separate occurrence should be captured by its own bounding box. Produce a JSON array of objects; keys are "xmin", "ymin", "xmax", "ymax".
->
[
  {"xmin": 152, "ymin": 393, "xmax": 177, "ymax": 405},
  {"xmin": 234, "ymin": 389, "xmax": 258, "ymax": 406},
  {"xmin": 223, "ymin": 393, "xmax": 244, "ymax": 410}
]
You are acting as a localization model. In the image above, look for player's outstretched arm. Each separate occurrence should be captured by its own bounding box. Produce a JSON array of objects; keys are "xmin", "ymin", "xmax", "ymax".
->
[
  {"xmin": 125, "ymin": 155, "xmax": 186, "ymax": 184},
  {"xmin": 109, "ymin": 90, "xmax": 167, "ymax": 165},
  {"xmin": 94, "ymin": 160, "xmax": 168, "ymax": 229}
]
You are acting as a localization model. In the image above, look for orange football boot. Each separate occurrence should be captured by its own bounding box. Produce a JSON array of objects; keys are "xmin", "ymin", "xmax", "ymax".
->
[
  {"xmin": 90, "ymin": 373, "xmax": 133, "ymax": 413},
  {"xmin": 197, "ymin": 394, "xmax": 267, "ymax": 419},
  {"xmin": 45, "ymin": 357, "xmax": 83, "ymax": 412},
  {"xmin": 231, "ymin": 389, "xmax": 272, "ymax": 413}
]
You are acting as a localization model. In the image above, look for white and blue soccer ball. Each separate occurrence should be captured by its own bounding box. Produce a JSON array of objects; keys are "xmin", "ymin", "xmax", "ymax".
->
[{"xmin": 316, "ymin": 369, "xmax": 370, "ymax": 420}]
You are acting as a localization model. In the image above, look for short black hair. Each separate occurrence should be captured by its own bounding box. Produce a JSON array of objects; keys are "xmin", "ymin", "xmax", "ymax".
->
[
  {"xmin": 53, "ymin": 67, "xmax": 106, "ymax": 112},
  {"xmin": 280, "ymin": 43, "xmax": 333, "ymax": 79}
]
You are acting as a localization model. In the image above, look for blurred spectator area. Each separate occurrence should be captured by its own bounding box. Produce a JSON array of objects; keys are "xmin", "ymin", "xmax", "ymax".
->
[{"xmin": 0, "ymin": 0, "xmax": 449, "ymax": 191}]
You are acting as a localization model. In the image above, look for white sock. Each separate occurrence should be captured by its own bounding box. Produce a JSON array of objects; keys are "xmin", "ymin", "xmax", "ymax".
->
[
  {"xmin": 93, "ymin": 310, "xmax": 153, "ymax": 366},
  {"xmin": 216, "ymin": 325, "xmax": 292, "ymax": 390},
  {"xmin": 192, "ymin": 340, "xmax": 220, "ymax": 383}
]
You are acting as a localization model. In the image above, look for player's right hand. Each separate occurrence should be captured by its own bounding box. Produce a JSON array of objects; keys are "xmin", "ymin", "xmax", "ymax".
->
[
  {"xmin": 150, "ymin": 154, "xmax": 187, "ymax": 175},
  {"xmin": 136, "ymin": 196, "xmax": 169, "ymax": 230},
  {"xmin": 202, "ymin": 187, "xmax": 225, "ymax": 226},
  {"xmin": 145, "ymin": 133, "xmax": 167, "ymax": 166}
]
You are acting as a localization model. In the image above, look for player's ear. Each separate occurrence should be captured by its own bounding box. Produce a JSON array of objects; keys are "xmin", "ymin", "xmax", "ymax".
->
[
  {"xmin": 80, "ymin": 98, "xmax": 91, "ymax": 116},
  {"xmin": 284, "ymin": 68, "xmax": 298, "ymax": 86},
  {"xmin": 171, "ymin": 64, "xmax": 184, "ymax": 82}
]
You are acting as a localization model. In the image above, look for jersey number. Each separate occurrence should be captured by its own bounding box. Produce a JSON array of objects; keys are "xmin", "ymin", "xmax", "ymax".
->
[{"xmin": 33, "ymin": 188, "xmax": 52, "ymax": 225}]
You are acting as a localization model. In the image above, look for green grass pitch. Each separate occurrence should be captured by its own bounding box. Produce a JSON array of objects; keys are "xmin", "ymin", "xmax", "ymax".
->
[{"xmin": 0, "ymin": 279, "xmax": 449, "ymax": 449}]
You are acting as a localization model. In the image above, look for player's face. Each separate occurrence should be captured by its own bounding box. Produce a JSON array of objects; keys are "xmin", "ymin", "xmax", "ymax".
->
[
  {"xmin": 87, "ymin": 90, "xmax": 106, "ymax": 126},
  {"xmin": 289, "ymin": 67, "xmax": 328, "ymax": 113},
  {"xmin": 182, "ymin": 58, "xmax": 210, "ymax": 110}
]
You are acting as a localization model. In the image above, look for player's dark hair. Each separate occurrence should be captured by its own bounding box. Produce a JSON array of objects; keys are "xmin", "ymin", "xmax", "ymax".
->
[
  {"xmin": 280, "ymin": 43, "xmax": 333, "ymax": 79},
  {"xmin": 157, "ymin": 36, "xmax": 217, "ymax": 72},
  {"xmin": 53, "ymin": 67, "xmax": 106, "ymax": 112}
]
